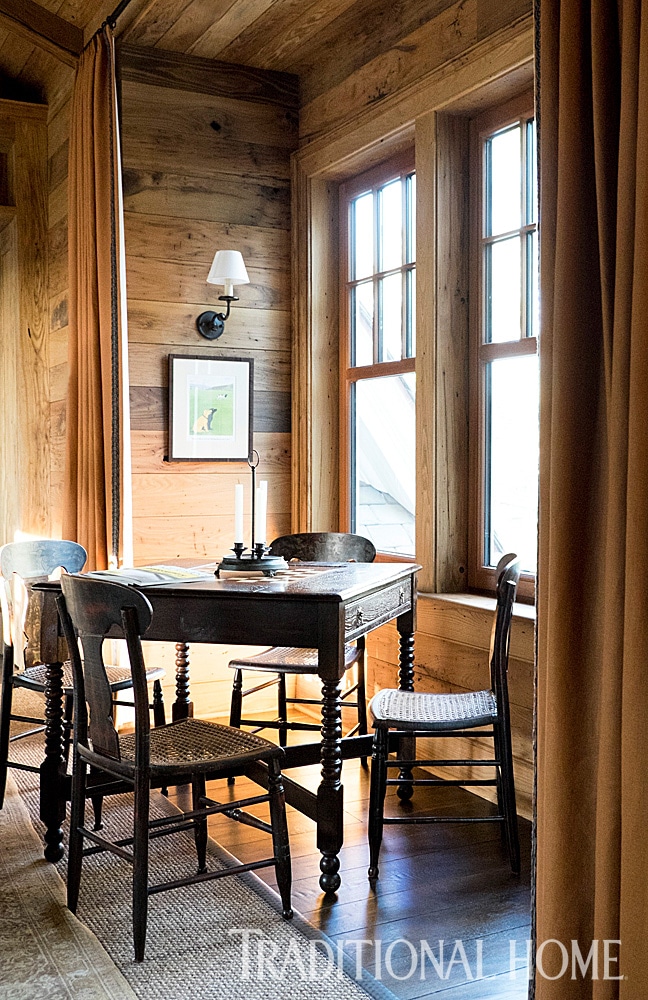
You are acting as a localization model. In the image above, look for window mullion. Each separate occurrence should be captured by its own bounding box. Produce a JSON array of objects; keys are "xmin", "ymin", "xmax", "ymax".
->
[
  {"xmin": 401, "ymin": 174, "xmax": 408, "ymax": 360},
  {"xmin": 520, "ymin": 119, "xmax": 528, "ymax": 340},
  {"xmin": 374, "ymin": 187, "xmax": 380, "ymax": 364}
]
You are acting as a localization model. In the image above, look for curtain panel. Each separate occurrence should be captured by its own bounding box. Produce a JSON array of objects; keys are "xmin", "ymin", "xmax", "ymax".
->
[
  {"xmin": 537, "ymin": 0, "xmax": 648, "ymax": 995},
  {"xmin": 63, "ymin": 27, "xmax": 131, "ymax": 571}
]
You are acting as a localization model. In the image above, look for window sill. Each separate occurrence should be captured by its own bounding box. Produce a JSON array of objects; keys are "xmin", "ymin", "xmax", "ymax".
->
[
  {"xmin": 415, "ymin": 591, "xmax": 535, "ymax": 663},
  {"xmin": 419, "ymin": 590, "xmax": 535, "ymax": 623}
]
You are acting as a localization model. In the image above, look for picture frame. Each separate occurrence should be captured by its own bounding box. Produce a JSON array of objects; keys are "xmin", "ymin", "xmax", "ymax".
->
[{"xmin": 168, "ymin": 354, "xmax": 253, "ymax": 462}]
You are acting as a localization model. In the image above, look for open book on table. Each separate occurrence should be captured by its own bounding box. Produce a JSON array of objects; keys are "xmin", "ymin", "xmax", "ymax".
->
[{"xmin": 84, "ymin": 564, "xmax": 213, "ymax": 588}]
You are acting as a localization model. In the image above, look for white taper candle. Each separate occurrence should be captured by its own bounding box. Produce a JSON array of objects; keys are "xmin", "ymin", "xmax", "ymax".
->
[
  {"xmin": 234, "ymin": 483, "xmax": 244, "ymax": 543},
  {"xmin": 256, "ymin": 480, "xmax": 268, "ymax": 545}
]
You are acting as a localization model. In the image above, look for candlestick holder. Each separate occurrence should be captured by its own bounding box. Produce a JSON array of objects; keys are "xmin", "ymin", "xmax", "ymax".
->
[{"xmin": 216, "ymin": 451, "xmax": 288, "ymax": 577}]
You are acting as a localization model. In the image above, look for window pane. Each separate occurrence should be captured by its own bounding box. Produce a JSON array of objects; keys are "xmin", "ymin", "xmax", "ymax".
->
[
  {"xmin": 352, "ymin": 280, "xmax": 374, "ymax": 366},
  {"xmin": 486, "ymin": 235, "xmax": 521, "ymax": 342},
  {"xmin": 485, "ymin": 354, "xmax": 539, "ymax": 573},
  {"xmin": 487, "ymin": 125, "xmax": 521, "ymax": 236},
  {"xmin": 353, "ymin": 192, "xmax": 373, "ymax": 280},
  {"xmin": 379, "ymin": 272, "xmax": 402, "ymax": 362},
  {"xmin": 406, "ymin": 173, "xmax": 416, "ymax": 264},
  {"xmin": 353, "ymin": 374, "xmax": 416, "ymax": 556},
  {"xmin": 379, "ymin": 179, "xmax": 402, "ymax": 271}
]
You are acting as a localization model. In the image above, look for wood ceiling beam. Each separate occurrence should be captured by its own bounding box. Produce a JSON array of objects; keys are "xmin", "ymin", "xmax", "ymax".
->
[{"xmin": 0, "ymin": 0, "xmax": 83, "ymax": 65}]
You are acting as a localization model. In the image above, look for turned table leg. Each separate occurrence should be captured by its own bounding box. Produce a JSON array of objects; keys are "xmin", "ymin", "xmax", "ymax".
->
[
  {"xmin": 172, "ymin": 642, "xmax": 193, "ymax": 721},
  {"xmin": 397, "ymin": 615, "xmax": 416, "ymax": 801},
  {"xmin": 40, "ymin": 660, "xmax": 68, "ymax": 862},
  {"xmin": 317, "ymin": 677, "xmax": 344, "ymax": 894}
]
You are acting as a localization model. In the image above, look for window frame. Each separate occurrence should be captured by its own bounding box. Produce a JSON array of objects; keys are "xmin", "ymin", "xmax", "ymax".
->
[
  {"xmin": 338, "ymin": 150, "xmax": 416, "ymax": 560},
  {"xmin": 468, "ymin": 91, "xmax": 537, "ymax": 601}
]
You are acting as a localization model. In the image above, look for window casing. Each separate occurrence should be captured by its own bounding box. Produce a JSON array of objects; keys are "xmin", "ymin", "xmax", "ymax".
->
[
  {"xmin": 339, "ymin": 152, "xmax": 416, "ymax": 558},
  {"xmin": 469, "ymin": 94, "xmax": 538, "ymax": 600}
]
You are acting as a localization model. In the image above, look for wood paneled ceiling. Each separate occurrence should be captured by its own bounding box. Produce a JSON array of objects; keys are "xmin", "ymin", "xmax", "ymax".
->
[{"xmin": 0, "ymin": 0, "xmax": 461, "ymax": 108}]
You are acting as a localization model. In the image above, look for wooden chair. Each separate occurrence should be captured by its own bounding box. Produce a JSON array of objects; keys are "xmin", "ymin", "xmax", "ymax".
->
[
  {"xmin": 228, "ymin": 532, "xmax": 377, "ymax": 747},
  {"xmin": 0, "ymin": 540, "xmax": 165, "ymax": 812},
  {"xmin": 367, "ymin": 553, "xmax": 521, "ymax": 883},
  {"xmin": 57, "ymin": 574, "xmax": 292, "ymax": 962}
]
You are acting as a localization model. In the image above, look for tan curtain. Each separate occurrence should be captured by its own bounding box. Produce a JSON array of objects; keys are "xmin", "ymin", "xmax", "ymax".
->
[
  {"xmin": 63, "ymin": 27, "xmax": 130, "ymax": 571},
  {"xmin": 536, "ymin": 0, "xmax": 648, "ymax": 995}
]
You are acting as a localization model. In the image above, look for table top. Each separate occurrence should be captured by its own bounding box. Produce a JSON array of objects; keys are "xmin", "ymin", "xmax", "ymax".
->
[
  {"xmin": 133, "ymin": 559, "xmax": 420, "ymax": 603},
  {"xmin": 33, "ymin": 559, "xmax": 421, "ymax": 662}
]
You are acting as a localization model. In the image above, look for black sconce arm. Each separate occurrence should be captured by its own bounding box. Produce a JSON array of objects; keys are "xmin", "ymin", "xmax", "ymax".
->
[{"xmin": 196, "ymin": 295, "xmax": 238, "ymax": 340}]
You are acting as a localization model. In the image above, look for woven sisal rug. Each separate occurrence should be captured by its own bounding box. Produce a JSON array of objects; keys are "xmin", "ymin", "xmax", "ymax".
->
[
  {"xmin": 5, "ymin": 696, "xmax": 394, "ymax": 1000},
  {"xmin": 0, "ymin": 772, "xmax": 137, "ymax": 1000}
]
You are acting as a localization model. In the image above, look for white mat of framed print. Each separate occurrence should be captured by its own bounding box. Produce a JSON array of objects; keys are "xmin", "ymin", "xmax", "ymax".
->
[{"xmin": 168, "ymin": 354, "xmax": 253, "ymax": 461}]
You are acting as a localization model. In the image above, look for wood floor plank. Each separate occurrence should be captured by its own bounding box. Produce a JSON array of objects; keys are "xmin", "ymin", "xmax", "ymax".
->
[{"xmin": 191, "ymin": 716, "xmax": 531, "ymax": 1000}]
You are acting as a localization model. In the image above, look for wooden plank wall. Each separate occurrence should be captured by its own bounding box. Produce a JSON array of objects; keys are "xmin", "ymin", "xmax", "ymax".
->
[
  {"xmin": 118, "ymin": 45, "xmax": 297, "ymax": 566},
  {"xmin": 116, "ymin": 46, "xmax": 298, "ymax": 716},
  {"xmin": 297, "ymin": 0, "xmax": 532, "ymax": 143},
  {"xmin": 0, "ymin": 99, "xmax": 50, "ymax": 544}
]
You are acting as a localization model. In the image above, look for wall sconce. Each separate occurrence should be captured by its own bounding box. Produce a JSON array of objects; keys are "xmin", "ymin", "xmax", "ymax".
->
[{"xmin": 196, "ymin": 250, "xmax": 249, "ymax": 340}]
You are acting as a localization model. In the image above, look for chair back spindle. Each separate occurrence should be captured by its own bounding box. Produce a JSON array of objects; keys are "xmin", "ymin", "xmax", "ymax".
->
[{"xmin": 487, "ymin": 554, "xmax": 521, "ymax": 717}]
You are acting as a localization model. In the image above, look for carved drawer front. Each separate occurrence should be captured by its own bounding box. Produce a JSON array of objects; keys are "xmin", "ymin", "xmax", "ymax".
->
[{"xmin": 344, "ymin": 581, "xmax": 412, "ymax": 639}]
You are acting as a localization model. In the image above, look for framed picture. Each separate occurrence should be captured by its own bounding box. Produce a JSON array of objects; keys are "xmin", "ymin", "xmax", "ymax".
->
[{"xmin": 168, "ymin": 354, "xmax": 253, "ymax": 462}]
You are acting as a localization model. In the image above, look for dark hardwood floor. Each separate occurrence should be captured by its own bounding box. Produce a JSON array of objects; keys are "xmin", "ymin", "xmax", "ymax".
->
[{"xmin": 168, "ymin": 714, "xmax": 532, "ymax": 1000}]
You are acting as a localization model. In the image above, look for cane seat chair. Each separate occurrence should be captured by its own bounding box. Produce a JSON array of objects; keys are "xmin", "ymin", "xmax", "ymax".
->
[
  {"xmin": 0, "ymin": 540, "xmax": 165, "ymax": 811},
  {"xmin": 57, "ymin": 574, "xmax": 292, "ymax": 962},
  {"xmin": 228, "ymin": 532, "xmax": 377, "ymax": 747},
  {"xmin": 367, "ymin": 553, "xmax": 521, "ymax": 883}
]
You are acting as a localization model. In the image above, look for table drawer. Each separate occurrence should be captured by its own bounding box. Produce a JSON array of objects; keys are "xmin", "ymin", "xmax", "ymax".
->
[{"xmin": 344, "ymin": 580, "xmax": 412, "ymax": 639}]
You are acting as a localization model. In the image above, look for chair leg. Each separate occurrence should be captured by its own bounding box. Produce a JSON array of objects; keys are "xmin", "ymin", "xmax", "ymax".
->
[
  {"xmin": 192, "ymin": 773, "xmax": 208, "ymax": 874},
  {"xmin": 277, "ymin": 674, "xmax": 288, "ymax": 748},
  {"xmin": 396, "ymin": 732, "xmax": 415, "ymax": 802},
  {"xmin": 132, "ymin": 772, "xmax": 150, "ymax": 962},
  {"xmin": 228, "ymin": 669, "xmax": 244, "ymax": 785},
  {"xmin": 62, "ymin": 693, "xmax": 74, "ymax": 766},
  {"xmin": 356, "ymin": 653, "xmax": 368, "ymax": 767},
  {"xmin": 89, "ymin": 766, "xmax": 104, "ymax": 831},
  {"xmin": 492, "ymin": 725, "xmax": 507, "ymax": 848},
  {"xmin": 267, "ymin": 756, "xmax": 292, "ymax": 919},
  {"xmin": 229, "ymin": 669, "xmax": 243, "ymax": 728},
  {"xmin": 152, "ymin": 679, "xmax": 165, "ymax": 728},
  {"xmin": 497, "ymin": 720, "xmax": 520, "ymax": 875},
  {"xmin": 0, "ymin": 646, "xmax": 15, "ymax": 809},
  {"xmin": 368, "ymin": 726, "xmax": 389, "ymax": 884},
  {"xmin": 67, "ymin": 754, "xmax": 87, "ymax": 914}
]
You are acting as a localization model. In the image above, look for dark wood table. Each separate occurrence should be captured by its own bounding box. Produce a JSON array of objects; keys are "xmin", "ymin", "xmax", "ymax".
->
[{"xmin": 36, "ymin": 559, "xmax": 419, "ymax": 892}]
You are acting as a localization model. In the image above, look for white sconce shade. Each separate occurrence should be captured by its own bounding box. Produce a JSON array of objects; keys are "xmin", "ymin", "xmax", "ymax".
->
[
  {"xmin": 206, "ymin": 250, "xmax": 249, "ymax": 298},
  {"xmin": 196, "ymin": 250, "xmax": 249, "ymax": 340}
]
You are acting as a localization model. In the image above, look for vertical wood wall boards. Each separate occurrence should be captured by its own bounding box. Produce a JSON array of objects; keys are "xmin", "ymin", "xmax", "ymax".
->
[{"xmin": 0, "ymin": 99, "xmax": 50, "ymax": 544}]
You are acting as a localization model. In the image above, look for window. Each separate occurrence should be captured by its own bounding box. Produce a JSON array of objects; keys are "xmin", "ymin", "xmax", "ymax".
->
[
  {"xmin": 470, "ymin": 95, "xmax": 538, "ymax": 598},
  {"xmin": 339, "ymin": 153, "xmax": 416, "ymax": 557}
]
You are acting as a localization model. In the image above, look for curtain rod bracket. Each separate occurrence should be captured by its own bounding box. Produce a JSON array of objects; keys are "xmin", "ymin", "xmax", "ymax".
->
[{"xmin": 100, "ymin": 0, "xmax": 134, "ymax": 34}]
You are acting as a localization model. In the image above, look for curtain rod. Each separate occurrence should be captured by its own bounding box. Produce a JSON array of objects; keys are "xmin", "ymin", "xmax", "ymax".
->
[
  {"xmin": 82, "ymin": 0, "xmax": 134, "ymax": 50},
  {"xmin": 100, "ymin": 0, "xmax": 135, "ymax": 33}
]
